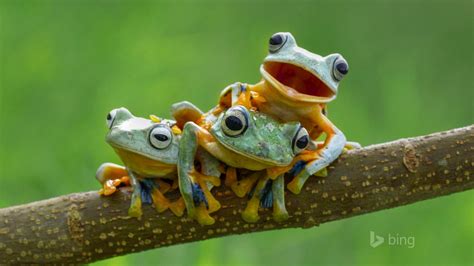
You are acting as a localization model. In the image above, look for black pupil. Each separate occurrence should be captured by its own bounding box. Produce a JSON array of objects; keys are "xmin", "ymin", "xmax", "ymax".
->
[
  {"xmin": 269, "ymin": 34, "xmax": 283, "ymax": 45},
  {"xmin": 296, "ymin": 135, "xmax": 309, "ymax": 149},
  {"xmin": 107, "ymin": 113, "xmax": 112, "ymax": 120},
  {"xmin": 225, "ymin": 116, "xmax": 243, "ymax": 131},
  {"xmin": 336, "ymin": 62, "xmax": 348, "ymax": 74},
  {"xmin": 154, "ymin": 133, "xmax": 169, "ymax": 142}
]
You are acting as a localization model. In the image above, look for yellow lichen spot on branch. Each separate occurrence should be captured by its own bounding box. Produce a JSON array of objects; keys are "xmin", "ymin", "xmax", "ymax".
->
[
  {"xmin": 67, "ymin": 204, "xmax": 84, "ymax": 245},
  {"xmin": 403, "ymin": 142, "xmax": 420, "ymax": 173}
]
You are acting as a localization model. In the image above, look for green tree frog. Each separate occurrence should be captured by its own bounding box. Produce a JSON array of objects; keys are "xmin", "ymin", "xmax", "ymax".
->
[
  {"xmin": 96, "ymin": 107, "xmax": 221, "ymax": 218},
  {"xmin": 177, "ymin": 104, "xmax": 311, "ymax": 224},
  {"xmin": 218, "ymin": 32, "xmax": 353, "ymax": 194}
]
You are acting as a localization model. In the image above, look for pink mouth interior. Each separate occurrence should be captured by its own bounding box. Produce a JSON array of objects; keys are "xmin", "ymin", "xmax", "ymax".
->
[{"xmin": 264, "ymin": 62, "xmax": 334, "ymax": 98}]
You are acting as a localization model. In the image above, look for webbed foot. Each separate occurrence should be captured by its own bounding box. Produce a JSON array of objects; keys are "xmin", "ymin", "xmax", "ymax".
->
[
  {"xmin": 99, "ymin": 176, "xmax": 130, "ymax": 196},
  {"xmin": 287, "ymin": 151, "xmax": 327, "ymax": 194},
  {"xmin": 96, "ymin": 163, "xmax": 131, "ymax": 195}
]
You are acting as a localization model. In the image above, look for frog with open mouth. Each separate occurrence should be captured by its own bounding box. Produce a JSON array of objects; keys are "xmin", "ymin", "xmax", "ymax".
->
[
  {"xmin": 217, "ymin": 32, "xmax": 357, "ymax": 194},
  {"xmin": 96, "ymin": 106, "xmax": 222, "ymax": 218},
  {"xmin": 178, "ymin": 104, "xmax": 311, "ymax": 224}
]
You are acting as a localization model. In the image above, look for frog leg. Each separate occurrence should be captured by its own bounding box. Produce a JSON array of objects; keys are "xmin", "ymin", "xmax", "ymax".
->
[
  {"xmin": 242, "ymin": 175, "xmax": 270, "ymax": 223},
  {"xmin": 156, "ymin": 180, "xmax": 171, "ymax": 193},
  {"xmin": 169, "ymin": 197, "xmax": 186, "ymax": 217},
  {"xmin": 170, "ymin": 101, "xmax": 204, "ymax": 129},
  {"xmin": 345, "ymin": 141, "xmax": 362, "ymax": 150},
  {"xmin": 288, "ymin": 113, "xmax": 346, "ymax": 195},
  {"xmin": 96, "ymin": 163, "xmax": 131, "ymax": 195},
  {"xmin": 225, "ymin": 167, "xmax": 237, "ymax": 188},
  {"xmin": 96, "ymin": 162, "xmax": 128, "ymax": 183},
  {"xmin": 128, "ymin": 171, "xmax": 143, "ymax": 218},
  {"xmin": 231, "ymin": 171, "xmax": 263, "ymax": 198},
  {"xmin": 312, "ymin": 140, "xmax": 362, "ymax": 151},
  {"xmin": 272, "ymin": 174, "xmax": 289, "ymax": 222},
  {"xmin": 171, "ymin": 178, "xmax": 179, "ymax": 190},
  {"xmin": 178, "ymin": 122, "xmax": 216, "ymax": 225},
  {"xmin": 150, "ymin": 180, "xmax": 170, "ymax": 213}
]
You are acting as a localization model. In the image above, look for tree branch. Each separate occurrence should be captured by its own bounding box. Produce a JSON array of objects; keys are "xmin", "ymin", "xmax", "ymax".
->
[{"xmin": 0, "ymin": 125, "xmax": 473, "ymax": 264}]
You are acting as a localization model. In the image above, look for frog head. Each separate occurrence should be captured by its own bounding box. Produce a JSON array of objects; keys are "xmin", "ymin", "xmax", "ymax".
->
[
  {"xmin": 261, "ymin": 32, "xmax": 349, "ymax": 103},
  {"xmin": 105, "ymin": 107, "xmax": 179, "ymax": 176},
  {"xmin": 210, "ymin": 105, "xmax": 310, "ymax": 166}
]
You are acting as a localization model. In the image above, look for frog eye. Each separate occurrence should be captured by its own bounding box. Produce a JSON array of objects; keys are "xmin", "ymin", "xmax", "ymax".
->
[
  {"xmin": 149, "ymin": 126, "xmax": 173, "ymax": 149},
  {"xmin": 333, "ymin": 57, "xmax": 349, "ymax": 81},
  {"xmin": 269, "ymin": 33, "xmax": 288, "ymax": 53},
  {"xmin": 221, "ymin": 106, "xmax": 249, "ymax": 137},
  {"xmin": 106, "ymin": 109, "xmax": 118, "ymax": 129},
  {"xmin": 292, "ymin": 127, "xmax": 310, "ymax": 154}
]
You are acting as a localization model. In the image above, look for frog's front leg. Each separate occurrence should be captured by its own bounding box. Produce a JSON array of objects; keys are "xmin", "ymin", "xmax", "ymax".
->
[
  {"xmin": 272, "ymin": 174, "xmax": 289, "ymax": 222},
  {"xmin": 128, "ymin": 171, "xmax": 143, "ymax": 218},
  {"xmin": 288, "ymin": 114, "xmax": 346, "ymax": 194},
  {"xmin": 196, "ymin": 148, "xmax": 222, "ymax": 213},
  {"xmin": 241, "ymin": 175, "xmax": 270, "ymax": 223},
  {"xmin": 313, "ymin": 140, "xmax": 362, "ymax": 151},
  {"xmin": 178, "ymin": 122, "xmax": 216, "ymax": 225},
  {"xmin": 96, "ymin": 163, "xmax": 130, "ymax": 196}
]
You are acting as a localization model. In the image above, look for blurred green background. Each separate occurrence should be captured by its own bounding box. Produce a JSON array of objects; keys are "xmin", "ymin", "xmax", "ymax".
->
[{"xmin": 1, "ymin": 1, "xmax": 473, "ymax": 265}]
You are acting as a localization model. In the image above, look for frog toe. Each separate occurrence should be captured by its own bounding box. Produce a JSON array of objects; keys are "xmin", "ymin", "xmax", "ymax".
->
[
  {"xmin": 273, "ymin": 210, "xmax": 289, "ymax": 222},
  {"xmin": 169, "ymin": 197, "xmax": 186, "ymax": 217},
  {"xmin": 242, "ymin": 197, "xmax": 260, "ymax": 223},
  {"xmin": 287, "ymin": 179, "xmax": 303, "ymax": 194},
  {"xmin": 195, "ymin": 204, "xmax": 215, "ymax": 225},
  {"xmin": 128, "ymin": 197, "xmax": 143, "ymax": 218}
]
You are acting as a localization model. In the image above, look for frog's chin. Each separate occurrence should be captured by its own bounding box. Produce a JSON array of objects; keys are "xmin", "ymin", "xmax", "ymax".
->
[
  {"xmin": 260, "ymin": 62, "xmax": 336, "ymax": 103},
  {"xmin": 107, "ymin": 143, "xmax": 176, "ymax": 177},
  {"xmin": 216, "ymin": 138, "xmax": 291, "ymax": 168}
]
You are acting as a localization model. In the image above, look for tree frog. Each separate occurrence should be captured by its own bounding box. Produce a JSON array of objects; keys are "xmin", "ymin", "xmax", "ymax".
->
[
  {"xmin": 178, "ymin": 104, "xmax": 311, "ymax": 224},
  {"xmin": 96, "ymin": 106, "xmax": 221, "ymax": 218},
  {"xmin": 218, "ymin": 32, "xmax": 352, "ymax": 194}
]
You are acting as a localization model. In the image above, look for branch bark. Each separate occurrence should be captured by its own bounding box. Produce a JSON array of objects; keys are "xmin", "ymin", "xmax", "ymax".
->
[{"xmin": 0, "ymin": 125, "xmax": 473, "ymax": 264}]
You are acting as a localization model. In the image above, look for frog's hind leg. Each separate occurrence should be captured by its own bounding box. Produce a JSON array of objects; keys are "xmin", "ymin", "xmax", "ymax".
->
[
  {"xmin": 196, "ymin": 148, "xmax": 222, "ymax": 213},
  {"xmin": 96, "ymin": 163, "xmax": 131, "ymax": 196},
  {"xmin": 288, "ymin": 125, "xmax": 346, "ymax": 194},
  {"xmin": 147, "ymin": 179, "xmax": 171, "ymax": 213},
  {"xmin": 242, "ymin": 175, "xmax": 270, "ymax": 223},
  {"xmin": 178, "ymin": 122, "xmax": 217, "ymax": 225},
  {"xmin": 272, "ymin": 174, "xmax": 289, "ymax": 222},
  {"xmin": 231, "ymin": 171, "xmax": 262, "ymax": 198}
]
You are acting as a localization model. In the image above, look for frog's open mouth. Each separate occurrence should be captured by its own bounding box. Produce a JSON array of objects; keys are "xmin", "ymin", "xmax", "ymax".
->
[{"xmin": 262, "ymin": 62, "xmax": 335, "ymax": 102}]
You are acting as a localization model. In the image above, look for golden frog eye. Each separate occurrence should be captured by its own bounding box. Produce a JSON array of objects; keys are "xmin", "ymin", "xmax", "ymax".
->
[
  {"xmin": 221, "ymin": 106, "xmax": 249, "ymax": 137},
  {"xmin": 333, "ymin": 57, "xmax": 349, "ymax": 81},
  {"xmin": 269, "ymin": 33, "xmax": 288, "ymax": 53},
  {"xmin": 106, "ymin": 109, "xmax": 118, "ymax": 129},
  {"xmin": 149, "ymin": 125, "xmax": 173, "ymax": 149},
  {"xmin": 292, "ymin": 126, "xmax": 310, "ymax": 154}
]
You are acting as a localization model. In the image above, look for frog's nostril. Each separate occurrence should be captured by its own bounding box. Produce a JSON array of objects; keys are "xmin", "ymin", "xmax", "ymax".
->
[{"xmin": 107, "ymin": 113, "xmax": 112, "ymax": 121}]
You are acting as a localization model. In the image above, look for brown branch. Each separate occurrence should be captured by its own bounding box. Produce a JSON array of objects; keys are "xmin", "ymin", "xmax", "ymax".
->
[{"xmin": 0, "ymin": 125, "xmax": 473, "ymax": 264}]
